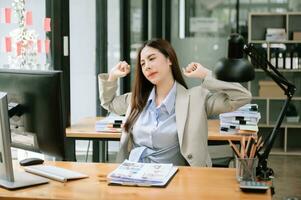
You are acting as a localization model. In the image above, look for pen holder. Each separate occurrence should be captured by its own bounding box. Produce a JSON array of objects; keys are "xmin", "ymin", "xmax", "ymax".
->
[{"xmin": 236, "ymin": 157, "xmax": 258, "ymax": 182}]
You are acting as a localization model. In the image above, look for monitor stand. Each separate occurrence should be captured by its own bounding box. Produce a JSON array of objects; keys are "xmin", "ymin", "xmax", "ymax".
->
[
  {"xmin": 0, "ymin": 171, "xmax": 48, "ymax": 190},
  {"xmin": 0, "ymin": 92, "xmax": 49, "ymax": 190}
]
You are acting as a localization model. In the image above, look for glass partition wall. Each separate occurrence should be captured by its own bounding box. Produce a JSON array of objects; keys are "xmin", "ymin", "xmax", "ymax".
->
[
  {"xmin": 170, "ymin": 0, "xmax": 301, "ymax": 164},
  {"xmin": 171, "ymin": 0, "xmax": 237, "ymax": 88},
  {"xmin": 170, "ymin": 0, "xmax": 301, "ymax": 87},
  {"xmin": 129, "ymin": 0, "xmax": 145, "ymax": 84},
  {"xmin": 0, "ymin": 0, "xmax": 49, "ymax": 69},
  {"xmin": 0, "ymin": 0, "xmax": 71, "ymax": 161}
]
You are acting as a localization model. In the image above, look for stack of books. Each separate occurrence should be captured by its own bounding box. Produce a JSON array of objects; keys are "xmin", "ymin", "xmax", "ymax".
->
[
  {"xmin": 266, "ymin": 28, "xmax": 286, "ymax": 41},
  {"xmin": 219, "ymin": 104, "xmax": 261, "ymax": 135},
  {"xmin": 95, "ymin": 113, "xmax": 125, "ymax": 132},
  {"xmin": 107, "ymin": 160, "xmax": 178, "ymax": 187}
]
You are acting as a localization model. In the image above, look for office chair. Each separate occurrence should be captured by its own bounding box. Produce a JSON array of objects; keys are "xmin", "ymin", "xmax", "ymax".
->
[
  {"xmin": 209, "ymin": 141, "xmax": 235, "ymax": 168},
  {"xmin": 208, "ymin": 115, "xmax": 235, "ymax": 168}
]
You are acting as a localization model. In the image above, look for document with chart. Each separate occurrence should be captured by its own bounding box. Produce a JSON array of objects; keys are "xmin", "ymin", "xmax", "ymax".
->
[{"xmin": 107, "ymin": 160, "xmax": 178, "ymax": 187}]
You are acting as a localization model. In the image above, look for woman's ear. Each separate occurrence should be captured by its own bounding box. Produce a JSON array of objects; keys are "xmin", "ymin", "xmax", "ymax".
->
[{"xmin": 167, "ymin": 57, "xmax": 172, "ymax": 66}]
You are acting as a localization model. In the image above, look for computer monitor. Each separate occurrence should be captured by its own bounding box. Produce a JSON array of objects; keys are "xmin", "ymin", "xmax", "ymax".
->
[
  {"xmin": 0, "ymin": 92, "xmax": 48, "ymax": 189},
  {"xmin": 0, "ymin": 69, "xmax": 66, "ymax": 160}
]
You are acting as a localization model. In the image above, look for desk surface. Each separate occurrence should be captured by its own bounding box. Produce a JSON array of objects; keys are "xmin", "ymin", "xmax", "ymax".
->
[
  {"xmin": 66, "ymin": 117, "xmax": 251, "ymax": 141},
  {"xmin": 0, "ymin": 162, "xmax": 271, "ymax": 200}
]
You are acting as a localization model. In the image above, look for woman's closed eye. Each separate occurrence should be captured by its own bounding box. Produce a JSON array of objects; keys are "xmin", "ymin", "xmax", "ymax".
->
[{"xmin": 149, "ymin": 56, "xmax": 155, "ymax": 61}]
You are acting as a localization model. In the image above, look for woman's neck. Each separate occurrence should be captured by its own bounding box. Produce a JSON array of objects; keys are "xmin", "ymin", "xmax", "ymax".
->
[{"xmin": 155, "ymin": 78, "xmax": 175, "ymax": 106}]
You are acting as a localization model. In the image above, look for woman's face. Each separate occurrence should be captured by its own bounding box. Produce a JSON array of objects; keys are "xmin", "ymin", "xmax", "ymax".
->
[{"xmin": 140, "ymin": 46, "xmax": 173, "ymax": 85}]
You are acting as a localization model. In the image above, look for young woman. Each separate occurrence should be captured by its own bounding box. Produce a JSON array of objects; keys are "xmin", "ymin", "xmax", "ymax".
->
[{"xmin": 98, "ymin": 39, "xmax": 251, "ymax": 167}]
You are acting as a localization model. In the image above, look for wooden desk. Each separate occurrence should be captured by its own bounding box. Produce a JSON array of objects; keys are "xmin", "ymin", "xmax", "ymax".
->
[
  {"xmin": 0, "ymin": 161, "xmax": 271, "ymax": 200},
  {"xmin": 66, "ymin": 117, "xmax": 249, "ymax": 141},
  {"xmin": 66, "ymin": 117, "xmax": 253, "ymax": 162}
]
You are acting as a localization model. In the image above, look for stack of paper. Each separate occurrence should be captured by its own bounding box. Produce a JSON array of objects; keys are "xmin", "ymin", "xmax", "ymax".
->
[
  {"xmin": 219, "ymin": 104, "xmax": 261, "ymax": 135},
  {"xmin": 107, "ymin": 160, "xmax": 178, "ymax": 187},
  {"xmin": 266, "ymin": 28, "xmax": 286, "ymax": 41},
  {"xmin": 95, "ymin": 113, "xmax": 125, "ymax": 132}
]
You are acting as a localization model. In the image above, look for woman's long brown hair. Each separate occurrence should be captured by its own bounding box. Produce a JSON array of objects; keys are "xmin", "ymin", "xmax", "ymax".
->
[{"xmin": 123, "ymin": 39, "xmax": 188, "ymax": 132}]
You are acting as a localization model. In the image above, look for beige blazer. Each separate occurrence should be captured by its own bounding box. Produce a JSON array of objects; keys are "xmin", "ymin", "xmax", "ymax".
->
[{"xmin": 98, "ymin": 72, "xmax": 252, "ymax": 167}]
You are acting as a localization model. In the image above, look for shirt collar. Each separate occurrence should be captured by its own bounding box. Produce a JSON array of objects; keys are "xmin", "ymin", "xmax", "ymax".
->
[{"xmin": 147, "ymin": 82, "xmax": 176, "ymax": 114}]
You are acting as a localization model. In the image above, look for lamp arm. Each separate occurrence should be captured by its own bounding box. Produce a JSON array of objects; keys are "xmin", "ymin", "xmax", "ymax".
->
[
  {"xmin": 261, "ymin": 98, "xmax": 291, "ymax": 157},
  {"xmin": 243, "ymin": 44, "xmax": 295, "ymax": 96},
  {"xmin": 243, "ymin": 43, "xmax": 296, "ymax": 180}
]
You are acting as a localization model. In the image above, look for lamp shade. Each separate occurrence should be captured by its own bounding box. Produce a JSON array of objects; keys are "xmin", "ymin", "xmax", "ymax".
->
[{"xmin": 214, "ymin": 33, "xmax": 255, "ymax": 82}]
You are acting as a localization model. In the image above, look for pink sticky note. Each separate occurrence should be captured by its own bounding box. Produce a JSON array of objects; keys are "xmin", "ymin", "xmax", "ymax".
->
[
  {"xmin": 45, "ymin": 39, "xmax": 50, "ymax": 53},
  {"xmin": 16, "ymin": 42, "xmax": 22, "ymax": 56},
  {"xmin": 4, "ymin": 8, "xmax": 12, "ymax": 24},
  {"xmin": 28, "ymin": 40, "xmax": 34, "ymax": 48},
  {"xmin": 37, "ymin": 39, "xmax": 42, "ymax": 53},
  {"xmin": 4, "ymin": 37, "xmax": 12, "ymax": 52},
  {"xmin": 25, "ymin": 11, "xmax": 33, "ymax": 26},
  {"xmin": 43, "ymin": 18, "xmax": 51, "ymax": 32}
]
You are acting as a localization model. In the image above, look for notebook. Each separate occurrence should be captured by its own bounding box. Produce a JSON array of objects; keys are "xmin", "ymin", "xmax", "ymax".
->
[{"xmin": 24, "ymin": 165, "xmax": 88, "ymax": 183}]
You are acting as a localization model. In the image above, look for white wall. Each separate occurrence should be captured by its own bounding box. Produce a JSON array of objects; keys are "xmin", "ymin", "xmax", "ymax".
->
[
  {"xmin": 70, "ymin": 0, "xmax": 96, "ymax": 123},
  {"xmin": 107, "ymin": 0, "xmax": 120, "ymax": 153},
  {"xmin": 70, "ymin": 0, "xmax": 96, "ymax": 156},
  {"xmin": 108, "ymin": 0, "xmax": 120, "ymax": 72}
]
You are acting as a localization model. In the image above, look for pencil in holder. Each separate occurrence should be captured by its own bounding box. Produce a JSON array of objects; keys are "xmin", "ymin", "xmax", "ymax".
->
[{"xmin": 236, "ymin": 157, "xmax": 258, "ymax": 182}]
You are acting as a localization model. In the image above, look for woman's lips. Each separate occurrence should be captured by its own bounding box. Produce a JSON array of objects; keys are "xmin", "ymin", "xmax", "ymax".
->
[{"xmin": 148, "ymin": 72, "xmax": 158, "ymax": 78}]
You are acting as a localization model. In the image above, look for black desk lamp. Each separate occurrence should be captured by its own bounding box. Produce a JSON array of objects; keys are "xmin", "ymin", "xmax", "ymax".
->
[{"xmin": 215, "ymin": 33, "xmax": 296, "ymax": 180}]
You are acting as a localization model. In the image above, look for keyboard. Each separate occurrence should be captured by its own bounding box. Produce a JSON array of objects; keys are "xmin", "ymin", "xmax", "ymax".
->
[{"xmin": 24, "ymin": 165, "xmax": 88, "ymax": 182}]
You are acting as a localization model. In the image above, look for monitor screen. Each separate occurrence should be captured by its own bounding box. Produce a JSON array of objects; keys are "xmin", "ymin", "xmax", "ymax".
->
[{"xmin": 0, "ymin": 69, "xmax": 66, "ymax": 160}]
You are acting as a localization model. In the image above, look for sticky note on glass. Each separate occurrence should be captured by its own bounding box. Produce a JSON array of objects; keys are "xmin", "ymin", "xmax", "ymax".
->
[
  {"xmin": 43, "ymin": 18, "xmax": 51, "ymax": 32},
  {"xmin": 45, "ymin": 39, "xmax": 50, "ymax": 53},
  {"xmin": 4, "ymin": 37, "xmax": 12, "ymax": 52},
  {"xmin": 16, "ymin": 42, "xmax": 22, "ymax": 56},
  {"xmin": 25, "ymin": 11, "xmax": 33, "ymax": 26},
  {"xmin": 2, "ymin": 8, "xmax": 12, "ymax": 24},
  {"xmin": 37, "ymin": 39, "xmax": 42, "ymax": 53}
]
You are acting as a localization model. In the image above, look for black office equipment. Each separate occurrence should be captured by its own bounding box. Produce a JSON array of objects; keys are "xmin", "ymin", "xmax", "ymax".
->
[
  {"xmin": 214, "ymin": 33, "xmax": 296, "ymax": 180},
  {"xmin": 0, "ymin": 69, "xmax": 67, "ymax": 160},
  {"xmin": 240, "ymin": 181, "xmax": 269, "ymax": 193},
  {"xmin": 0, "ymin": 92, "xmax": 49, "ymax": 189}
]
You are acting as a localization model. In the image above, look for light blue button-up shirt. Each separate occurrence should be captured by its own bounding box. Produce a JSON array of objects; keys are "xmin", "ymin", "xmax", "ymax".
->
[{"xmin": 129, "ymin": 82, "xmax": 187, "ymax": 166}]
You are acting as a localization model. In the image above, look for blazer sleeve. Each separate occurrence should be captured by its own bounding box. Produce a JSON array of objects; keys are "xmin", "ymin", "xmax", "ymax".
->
[
  {"xmin": 202, "ymin": 71, "xmax": 252, "ymax": 116},
  {"xmin": 98, "ymin": 74, "xmax": 131, "ymax": 115}
]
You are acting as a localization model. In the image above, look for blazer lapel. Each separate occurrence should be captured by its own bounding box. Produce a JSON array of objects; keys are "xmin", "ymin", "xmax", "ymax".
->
[{"xmin": 175, "ymin": 83, "xmax": 189, "ymax": 147}]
